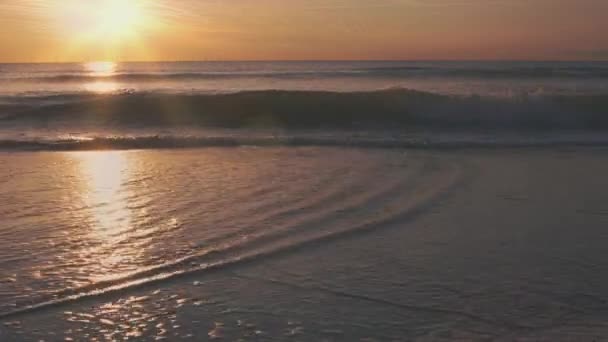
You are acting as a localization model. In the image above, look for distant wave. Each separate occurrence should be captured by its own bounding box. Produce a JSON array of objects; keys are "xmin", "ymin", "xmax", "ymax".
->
[
  {"xmin": 3, "ymin": 65, "xmax": 608, "ymax": 83},
  {"xmin": 3, "ymin": 70, "xmax": 373, "ymax": 82},
  {"xmin": 2, "ymin": 89, "xmax": 608, "ymax": 132},
  {"xmin": 362, "ymin": 65, "xmax": 608, "ymax": 78},
  {"xmin": 3, "ymin": 71, "xmax": 334, "ymax": 82}
]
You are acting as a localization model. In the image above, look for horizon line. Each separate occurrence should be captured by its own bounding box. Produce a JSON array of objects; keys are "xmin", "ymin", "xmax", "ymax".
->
[{"xmin": 1, "ymin": 58, "xmax": 608, "ymax": 65}]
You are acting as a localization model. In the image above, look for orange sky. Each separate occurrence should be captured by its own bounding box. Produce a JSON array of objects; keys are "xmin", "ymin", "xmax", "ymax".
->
[{"xmin": 1, "ymin": 0, "xmax": 607, "ymax": 62}]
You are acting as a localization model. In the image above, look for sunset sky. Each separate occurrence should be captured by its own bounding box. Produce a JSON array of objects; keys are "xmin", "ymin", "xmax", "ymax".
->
[{"xmin": 1, "ymin": 0, "xmax": 607, "ymax": 62}]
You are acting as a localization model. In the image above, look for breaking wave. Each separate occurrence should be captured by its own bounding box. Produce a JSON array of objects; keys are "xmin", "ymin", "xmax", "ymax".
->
[
  {"xmin": 2, "ymin": 134, "xmax": 608, "ymax": 151},
  {"xmin": 2, "ymin": 89, "xmax": 608, "ymax": 131}
]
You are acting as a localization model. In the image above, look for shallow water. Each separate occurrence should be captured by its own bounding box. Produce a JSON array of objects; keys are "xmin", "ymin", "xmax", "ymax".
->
[
  {"xmin": 2, "ymin": 148, "xmax": 608, "ymax": 341},
  {"xmin": 0, "ymin": 148, "xmax": 463, "ymax": 318}
]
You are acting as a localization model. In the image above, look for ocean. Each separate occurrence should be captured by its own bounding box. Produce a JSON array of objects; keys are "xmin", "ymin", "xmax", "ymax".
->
[
  {"xmin": 2, "ymin": 61, "xmax": 608, "ymax": 341},
  {"xmin": 2, "ymin": 61, "xmax": 608, "ymax": 150}
]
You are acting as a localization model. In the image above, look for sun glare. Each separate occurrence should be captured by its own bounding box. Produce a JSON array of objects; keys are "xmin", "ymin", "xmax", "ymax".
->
[
  {"xmin": 83, "ymin": 61, "xmax": 119, "ymax": 93},
  {"xmin": 85, "ymin": 61, "xmax": 117, "ymax": 76},
  {"xmin": 58, "ymin": 0, "xmax": 147, "ymax": 43}
]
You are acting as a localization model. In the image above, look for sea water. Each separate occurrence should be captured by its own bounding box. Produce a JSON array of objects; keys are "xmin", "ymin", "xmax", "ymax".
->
[
  {"xmin": 1, "ymin": 61, "xmax": 608, "ymax": 149},
  {"xmin": 2, "ymin": 62, "xmax": 608, "ymax": 340}
]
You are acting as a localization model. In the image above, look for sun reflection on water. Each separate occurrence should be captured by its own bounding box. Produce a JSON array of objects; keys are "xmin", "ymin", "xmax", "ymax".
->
[
  {"xmin": 85, "ymin": 61, "xmax": 117, "ymax": 76},
  {"xmin": 83, "ymin": 81, "xmax": 120, "ymax": 93},
  {"xmin": 78, "ymin": 151, "xmax": 131, "ymax": 237},
  {"xmin": 51, "ymin": 150, "xmax": 207, "ymax": 340},
  {"xmin": 68, "ymin": 150, "xmax": 182, "ymax": 285},
  {"xmin": 71, "ymin": 150, "xmax": 141, "ymax": 280},
  {"xmin": 83, "ymin": 61, "xmax": 120, "ymax": 93}
]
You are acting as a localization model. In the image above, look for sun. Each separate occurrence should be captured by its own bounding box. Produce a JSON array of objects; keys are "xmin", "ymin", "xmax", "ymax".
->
[{"xmin": 57, "ymin": 0, "xmax": 147, "ymax": 43}]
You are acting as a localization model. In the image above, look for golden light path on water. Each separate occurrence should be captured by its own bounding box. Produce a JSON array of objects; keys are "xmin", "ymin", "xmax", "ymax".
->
[
  {"xmin": 57, "ymin": 151, "xmax": 188, "ymax": 340},
  {"xmin": 85, "ymin": 61, "xmax": 117, "ymax": 76},
  {"xmin": 72, "ymin": 151, "xmax": 141, "ymax": 282},
  {"xmin": 83, "ymin": 61, "xmax": 120, "ymax": 93},
  {"xmin": 79, "ymin": 151, "xmax": 131, "ymax": 237},
  {"xmin": 61, "ymin": 150, "xmax": 185, "ymax": 289}
]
